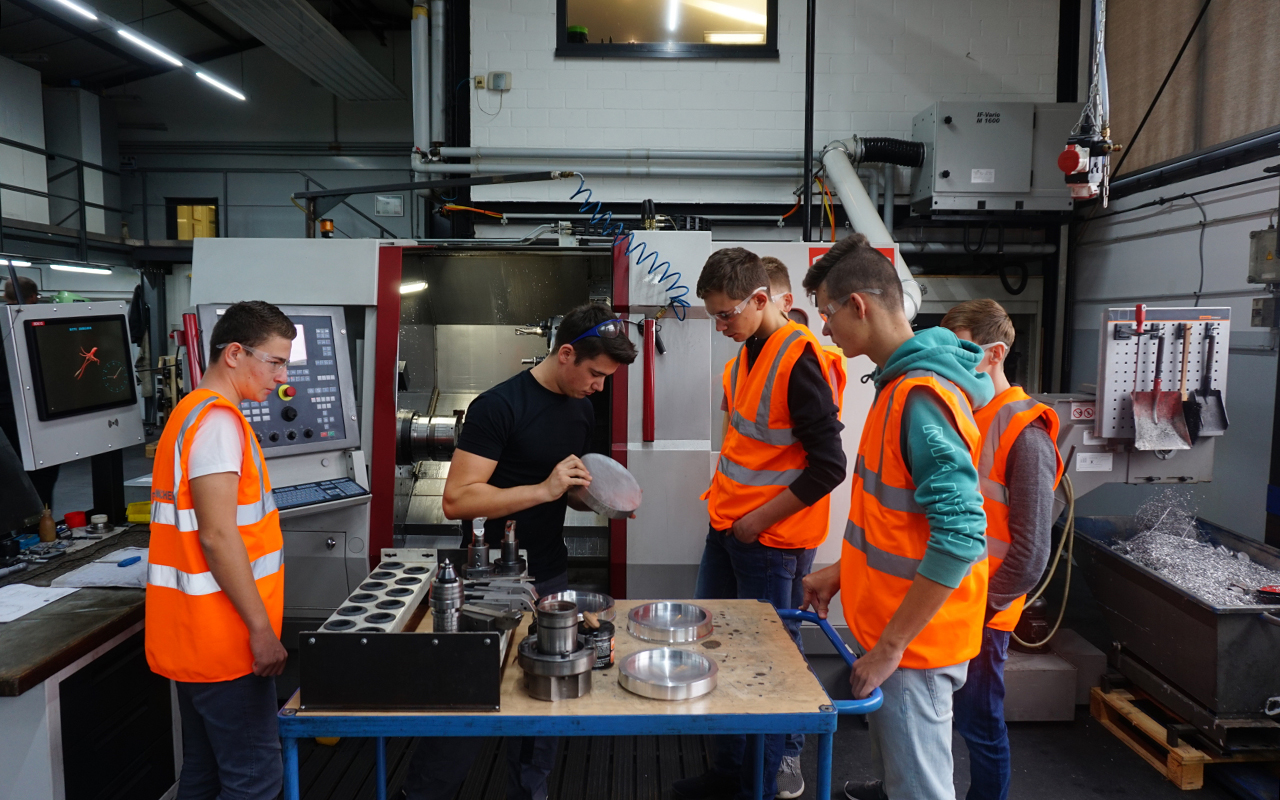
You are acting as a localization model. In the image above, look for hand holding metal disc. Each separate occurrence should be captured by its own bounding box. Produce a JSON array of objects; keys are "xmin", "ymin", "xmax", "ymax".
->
[{"xmin": 570, "ymin": 453, "xmax": 641, "ymax": 519}]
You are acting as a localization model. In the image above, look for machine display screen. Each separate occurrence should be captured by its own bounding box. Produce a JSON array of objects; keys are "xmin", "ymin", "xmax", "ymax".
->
[
  {"xmin": 24, "ymin": 315, "xmax": 137, "ymax": 421},
  {"xmin": 235, "ymin": 314, "xmax": 347, "ymax": 450}
]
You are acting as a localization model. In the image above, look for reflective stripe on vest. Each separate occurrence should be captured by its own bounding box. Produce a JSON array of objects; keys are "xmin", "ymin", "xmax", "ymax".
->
[
  {"xmin": 855, "ymin": 455, "xmax": 923, "ymax": 514},
  {"xmin": 716, "ymin": 454, "xmax": 804, "ymax": 487},
  {"xmin": 147, "ymin": 549, "xmax": 283, "ymax": 596},
  {"xmin": 727, "ymin": 330, "xmax": 803, "ymax": 446},
  {"xmin": 976, "ymin": 396, "xmax": 1042, "ymax": 506}
]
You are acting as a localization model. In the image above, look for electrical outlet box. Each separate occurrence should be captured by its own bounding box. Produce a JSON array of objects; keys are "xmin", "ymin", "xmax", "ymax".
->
[
  {"xmin": 1248, "ymin": 228, "xmax": 1279, "ymax": 283},
  {"xmin": 474, "ymin": 75, "xmax": 485, "ymax": 89},
  {"xmin": 487, "ymin": 71, "xmax": 511, "ymax": 91}
]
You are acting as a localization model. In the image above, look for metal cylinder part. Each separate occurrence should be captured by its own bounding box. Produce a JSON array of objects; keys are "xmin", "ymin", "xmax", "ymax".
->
[
  {"xmin": 430, "ymin": 559, "xmax": 463, "ymax": 633},
  {"xmin": 495, "ymin": 520, "xmax": 525, "ymax": 576},
  {"xmin": 536, "ymin": 599, "xmax": 579, "ymax": 656},
  {"xmin": 466, "ymin": 522, "xmax": 491, "ymax": 578},
  {"xmin": 396, "ymin": 409, "xmax": 461, "ymax": 464}
]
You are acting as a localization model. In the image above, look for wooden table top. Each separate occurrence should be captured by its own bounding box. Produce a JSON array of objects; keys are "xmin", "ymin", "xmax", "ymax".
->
[
  {"xmin": 0, "ymin": 528, "xmax": 149, "ymax": 696},
  {"xmin": 283, "ymin": 598, "xmax": 832, "ymax": 719}
]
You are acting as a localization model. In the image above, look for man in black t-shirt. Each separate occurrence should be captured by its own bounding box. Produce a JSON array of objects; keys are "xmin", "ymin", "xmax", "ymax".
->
[{"xmin": 404, "ymin": 302, "xmax": 637, "ymax": 800}]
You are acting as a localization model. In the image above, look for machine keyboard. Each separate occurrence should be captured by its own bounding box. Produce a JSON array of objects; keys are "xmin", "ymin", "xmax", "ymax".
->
[{"xmin": 273, "ymin": 478, "xmax": 369, "ymax": 511}]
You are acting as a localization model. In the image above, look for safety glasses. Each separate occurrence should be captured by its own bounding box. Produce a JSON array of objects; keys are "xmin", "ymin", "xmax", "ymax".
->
[
  {"xmin": 217, "ymin": 342, "xmax": 290, "ymax": 373},
  {"xmin": 710, "ymin": 287, "xmax": 768, "ymax": 322},
  {"xmin": 818, "ymin": 288, "xmax": 883, "ymax": 323},
  {"xmin": 568, "ymin": 318, "xmax": 629, "ymax": 345}
]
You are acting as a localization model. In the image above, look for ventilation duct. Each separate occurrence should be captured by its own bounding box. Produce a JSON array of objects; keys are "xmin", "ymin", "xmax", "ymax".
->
[{"xmin": 203, "ymin": 0, "xmax": 403, "ymax": 101}]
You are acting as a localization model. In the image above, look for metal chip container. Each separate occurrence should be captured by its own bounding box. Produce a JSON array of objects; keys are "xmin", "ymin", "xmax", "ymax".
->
[{"xmin": 1074, "ymin": 516, "xmax": 1280, "ymax": 750}]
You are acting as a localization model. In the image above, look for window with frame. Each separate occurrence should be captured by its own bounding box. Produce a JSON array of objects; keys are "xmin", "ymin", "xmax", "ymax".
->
[{"xmin": 556, "ymin": 0, "xmax": 778, "ymax": 59}]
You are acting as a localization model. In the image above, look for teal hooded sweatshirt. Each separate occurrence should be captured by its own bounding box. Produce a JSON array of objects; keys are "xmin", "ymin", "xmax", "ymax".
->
[{"xmin": 870, "ymin": 327, "xmax": 994, "ymax": 589}]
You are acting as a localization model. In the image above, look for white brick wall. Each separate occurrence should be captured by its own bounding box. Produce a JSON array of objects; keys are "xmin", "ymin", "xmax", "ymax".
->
[{"xmin": 470, "ymin": 0, "xmax": 1060, "ymax": 203}]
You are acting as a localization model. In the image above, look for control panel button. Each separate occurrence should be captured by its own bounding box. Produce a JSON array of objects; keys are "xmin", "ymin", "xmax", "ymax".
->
[
  {"xmin": 281, "ymin": 406, "xmax": 299, "ymax": 422},
  {"xmin": 268, "ymin": 432, "xmax": 280, "ymax": 442},
  {"xmin": 278, "ymin": 385, "xmax": 296, "ymax": 401},
  {"xmin": 286, "ymin": 430, "xmax": 297, "ymax": 441},
  {"xmin": 303, "ymin": 429, "xmax": 314, "ymax": 439}
]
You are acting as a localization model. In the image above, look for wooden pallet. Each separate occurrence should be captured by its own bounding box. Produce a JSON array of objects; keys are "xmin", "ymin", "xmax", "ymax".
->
[{"xmin": 1090, "ymin": 687, "xmax": 1280, "ymax": 790}]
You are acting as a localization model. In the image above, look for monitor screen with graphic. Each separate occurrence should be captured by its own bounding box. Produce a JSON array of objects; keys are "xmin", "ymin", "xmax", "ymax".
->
[{"xmin": 24, "ymin": 314, "xmax": 137, "ymax": 420}]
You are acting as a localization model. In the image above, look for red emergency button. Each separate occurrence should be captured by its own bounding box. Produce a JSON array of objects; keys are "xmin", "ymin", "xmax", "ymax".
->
[{"xmin": 278, "ymin": 384, "xmax": 296, "ymax": 400}]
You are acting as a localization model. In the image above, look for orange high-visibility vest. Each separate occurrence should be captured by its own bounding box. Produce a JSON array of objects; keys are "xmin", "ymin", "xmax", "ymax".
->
[
  {"xmin": 704, "ymin": 321, "xmax": 847, "ymax": 550},
  {"xmin": 974, "ymin": 386, "xmax": 1063, "ymax": 632},
  {"xmin": 145, "ymin": 388, "xmax": 284, "ymax": 683},
  {"xmin": 841, "ymin": 370, "xmax": 988, "ymax": 669}
]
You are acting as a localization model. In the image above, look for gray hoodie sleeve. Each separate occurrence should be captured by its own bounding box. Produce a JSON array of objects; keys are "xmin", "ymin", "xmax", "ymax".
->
[{"xmin": 987, "ymin": 422, "xmax": 1058, "ymax": 611}]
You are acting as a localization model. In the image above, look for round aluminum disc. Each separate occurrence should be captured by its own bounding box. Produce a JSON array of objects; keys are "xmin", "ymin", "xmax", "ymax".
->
[
  {"xmin": 627, "ymin": 602, "xmax": 714, "ymax": 643},
  {"xmin": 619, "ymin": 647, "xmax": 718, "ymax": 700},
  {"xmin": 571, "ymin": 453, "xmax": 641, "ymax": 519}
]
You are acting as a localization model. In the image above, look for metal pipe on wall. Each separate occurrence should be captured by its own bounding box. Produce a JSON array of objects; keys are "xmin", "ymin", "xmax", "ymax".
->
[
  {"xmin": 411, "ymin": 4, "xmax": 431, "ymax": 154},
  {"xmin": 414, "ymin": 163, "xmax": 803, "ymax": 178},
  {"xmin": 429, "ymin": 0, "xmax": 446, "ymax": 145},
  {"xmin": 433, "ymin": 147, "xmax": 804, "ymax": 162},
  {"xmin": 821, "ymin": 140, "xmax": 923, "ymax": 320},
  {"xmin": 882, "ymin": 163, "xmax": 895, "ymax": 231},
  {"xmin": 802, "ymin": 0, "xmax": 816, "ymax": 241},
  {"xmin": 896, "ymin": 242, "xmax": 1057, "ymax": 255}
]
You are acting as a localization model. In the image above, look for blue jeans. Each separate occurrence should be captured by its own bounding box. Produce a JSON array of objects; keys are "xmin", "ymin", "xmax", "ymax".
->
[
  {"xmin": 867, "ymin": 660, "xmax": 969, "ymax": 800},
  {"xmin": 695, "ymin": 527, "xmax": 816, "ymax": 797},
  {"xmin": 953, "ymin": 627, "xmax": 1011, "ymax": 800},
  {"xmin": 175, "ymin": 674, "xmax": 283, "ymax": 800}
]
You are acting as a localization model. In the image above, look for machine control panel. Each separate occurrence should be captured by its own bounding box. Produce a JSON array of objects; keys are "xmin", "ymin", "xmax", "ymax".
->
[{"xmin": 197, "ymin": 304, "xmax": 359, "ymax": 457}]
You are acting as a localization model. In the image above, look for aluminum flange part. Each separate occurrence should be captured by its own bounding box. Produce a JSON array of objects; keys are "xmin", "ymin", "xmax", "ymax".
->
[{"xmin": 517, "ymin": 635, "xmax": 594, "ymax": 700}]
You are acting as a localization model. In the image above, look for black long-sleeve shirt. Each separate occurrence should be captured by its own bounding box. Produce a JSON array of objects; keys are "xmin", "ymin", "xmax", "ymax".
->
[{"xmin": 738, "ymin": 337, "xmax": 846, "ymax": 506}]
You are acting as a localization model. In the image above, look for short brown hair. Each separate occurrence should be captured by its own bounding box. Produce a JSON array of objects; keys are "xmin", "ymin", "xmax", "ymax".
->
[
  {"xmin": 801, "ymin": 233, "xmax": 902, "ymax": 313},
  {"xmin": 761, "ymin": 257, "xmax": 791, "ymax": 294},
  {"xmin": 209, "ymin": 300, "xmax": 297, "ymax": 353},
  {"xmin": 3, "ymin": 276, "xmax": 38, "ymax": 303},
  {"xmin": 940, "ymin": 299, "xmax": 1015, "ymax": 347},
  {"xmin": 696, "ymin": 247, "xmax": 768, "ymax": 301},
  {"xmin": 553, "ymin": 302, "xmax": 638, "ymax": 365}
]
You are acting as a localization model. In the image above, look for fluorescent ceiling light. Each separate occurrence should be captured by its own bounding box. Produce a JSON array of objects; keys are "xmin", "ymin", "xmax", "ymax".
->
[
  {"xmin": 50, "ymin": 264, "xmax": 112, "ymax": 275},
  {"xmin": 49, "ymin": 0, "xmax": 97, "ymax": 21},
  {"xmin": 683, "ymin": 0, "xmax": 766, "ymax": 27},
  {"xmin": 399, "ymin": 281, "xmax": 428, "ymax": 294},
  {"xmin": 196, "ymin": 72, "xmax": 246, "ymax": 101},
  {"xmin": 13, "ymin": 260, "xmax": 32, "ymax": 267},
  {"xmin": 117, "ymin": 29, "xmax": 184, "ymax": 67},
  {"xmin": 704, "ymin": 31, "xmax": 765, "ymax": 43}
]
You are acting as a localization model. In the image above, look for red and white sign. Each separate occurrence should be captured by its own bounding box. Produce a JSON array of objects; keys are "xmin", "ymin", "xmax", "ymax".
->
[
  {"xmin": 809, "ymin": 245, "xmax": 897, "ymax": 268},
  {"xmin": 1070, "ymin": 402, "xmax": 1095, "ymax": 421}
]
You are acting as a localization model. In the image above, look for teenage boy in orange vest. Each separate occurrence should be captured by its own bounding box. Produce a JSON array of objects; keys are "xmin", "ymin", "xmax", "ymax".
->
[
  {"xmin": 674, "ymin": 247, "xmax": 846, "ymax": 800},
  {"xmin": 941, "ymin": 300, "xmax": 1063, "ymax": 800},
  {"xmin": 146, "ymin": 300, "xmax": 294, "ymax": 800},
  {"xmin": 799, "ymin": 235, "xmax": 993, "ymax": 800}
]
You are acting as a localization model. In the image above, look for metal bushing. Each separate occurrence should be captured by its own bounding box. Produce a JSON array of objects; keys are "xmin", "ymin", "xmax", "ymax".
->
[{"xmin": 516, "ymin": 635, "xmax": 594, "ymax": 701}]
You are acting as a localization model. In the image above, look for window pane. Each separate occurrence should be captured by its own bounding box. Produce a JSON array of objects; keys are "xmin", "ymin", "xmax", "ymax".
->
[{"xmin": 565, "ymin": 0, "xmax": 768, "ymax": 46}]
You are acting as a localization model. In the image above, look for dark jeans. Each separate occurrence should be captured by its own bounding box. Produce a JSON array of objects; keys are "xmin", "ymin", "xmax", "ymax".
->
[
  {"xmin": 695, "ymin": 527, "xmax": 816, "ymax": 797},
  {"xmin": 953, "ymin": 626, "xmax": 1012, "ymax": 800},
  {"xmin": 403, "ymin": 571, "xmax": 569, "ymax": 800},
  {"xmin": 175, "ymin": 674, "xmax": 283, "ymax": 800}
]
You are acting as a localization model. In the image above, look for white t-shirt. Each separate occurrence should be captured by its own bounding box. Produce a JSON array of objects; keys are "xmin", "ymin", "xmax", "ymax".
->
[{"xmin": 187, "ymin": 406, "xmax": 246, "ymax": 479}]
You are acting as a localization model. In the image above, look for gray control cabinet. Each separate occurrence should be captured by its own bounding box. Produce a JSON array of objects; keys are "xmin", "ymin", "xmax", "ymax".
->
[{"xmin": 911, "ymin": 101, "xmax": 1079, "ymax": 213}]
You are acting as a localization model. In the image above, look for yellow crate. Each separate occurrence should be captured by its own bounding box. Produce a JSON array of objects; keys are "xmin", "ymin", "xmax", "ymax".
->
[{"xmin": 127, "ymin": 501, "xmax": 151, "ymax": 523}]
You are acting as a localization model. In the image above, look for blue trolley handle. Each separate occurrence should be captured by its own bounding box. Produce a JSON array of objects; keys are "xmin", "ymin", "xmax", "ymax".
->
[{"xmin": 777, "ymin": 609, "xmax": 884, "ymax": 715}]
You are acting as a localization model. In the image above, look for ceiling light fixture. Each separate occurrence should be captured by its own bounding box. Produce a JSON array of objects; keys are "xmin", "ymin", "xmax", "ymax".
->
[
  {"xmin": 38, "ymin": 0, "xmax": 246, "ymax": 101},
  {"xmin": 48, "ymin": 0, "xmax": 96, "ymax": 21},
  {"xmin": 117, "ymin": 29, "xmax": 184, "ymax": 67},
  {"xmin": 50, "ymin": 264, "xmax": 112, "ymax": 275},
  {"xmin": 13, "ymin": 260, "xmax": 32, "ymax": 267},
  {"xmin": 399, "ymin": 281, "xmax": 428, "ymax": 294},
  {"xmin": 196, "ymin": 72, "xmax": 247, "ymax": 101}
]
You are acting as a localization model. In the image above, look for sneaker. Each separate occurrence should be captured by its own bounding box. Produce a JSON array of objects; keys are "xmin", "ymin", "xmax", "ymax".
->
[
  {"xmin": 671, "ymin": 771, "xmax": 737, "ymax": 800},
  {"xmin": 775, "ymin": 754, "xmax": 805, "ymax": 799},
  {"xmin": 843, "ymin": 780, "xmax": 888, "ymax": 800}
]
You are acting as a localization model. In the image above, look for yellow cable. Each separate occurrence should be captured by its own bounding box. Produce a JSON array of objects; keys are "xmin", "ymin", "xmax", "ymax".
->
[{"xmin": 1012, "ymin": 472, "xmax": 1075, "ymax": 649}]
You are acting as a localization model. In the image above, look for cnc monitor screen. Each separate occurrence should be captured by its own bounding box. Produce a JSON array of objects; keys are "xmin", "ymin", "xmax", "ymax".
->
[
  {"xmin": 231, "ymin": 314, "xmax": 347, "ymax": 449},
  {"xmin": 23, "ymin": 315, "xmax": 137, "ymax": 421}
]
